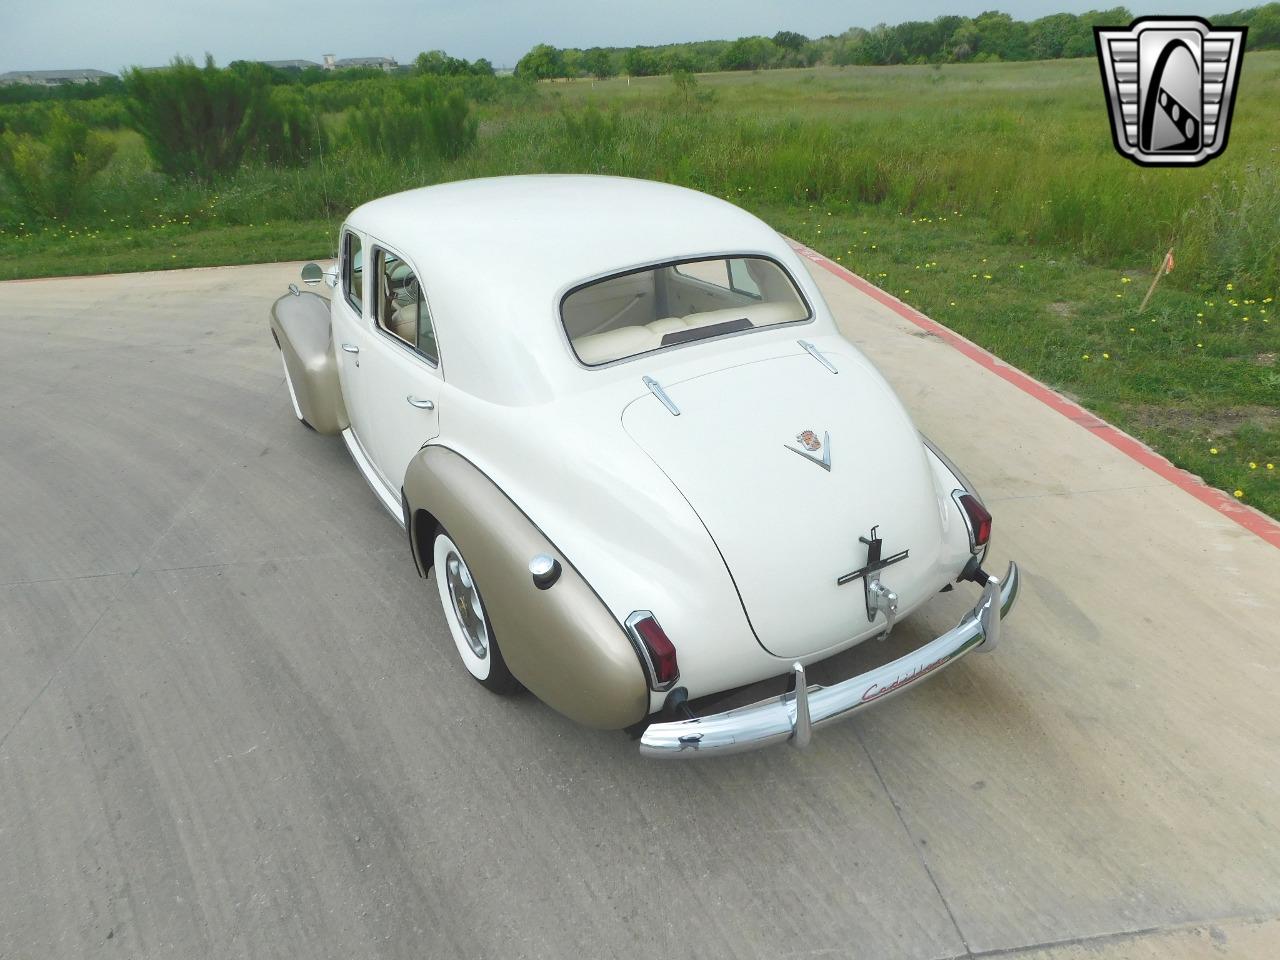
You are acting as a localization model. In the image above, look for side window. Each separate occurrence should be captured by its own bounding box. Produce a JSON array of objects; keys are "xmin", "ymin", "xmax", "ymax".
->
[
  {"xmin": 342, "ymin": 232, "xmax": 364, "ymax": 314},
  {"xmin": 417, "ymin": 294, "xmax": 439, "ymax": 365},
  {"xmin": 728, "ymin": 258, "xmax": 763, "ymax": 299},
  {"xmin": 374, "ymin": 248, "xmax": 439, "ymax": 365}
]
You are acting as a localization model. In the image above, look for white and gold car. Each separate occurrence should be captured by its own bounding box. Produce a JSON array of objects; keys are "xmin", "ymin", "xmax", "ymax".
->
[{"xmin": 270, "ymin": 175, "xmax": 1018, "ymax": 757}]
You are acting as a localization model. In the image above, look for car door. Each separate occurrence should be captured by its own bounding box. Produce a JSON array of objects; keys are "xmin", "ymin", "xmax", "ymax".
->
[
  {"xmin": 360, "ymin": 241, "xmax": 443, "ymax": 491},
  {"xmin": 332, "ymin": 229, "xmax": 380, "ymax": 456}
]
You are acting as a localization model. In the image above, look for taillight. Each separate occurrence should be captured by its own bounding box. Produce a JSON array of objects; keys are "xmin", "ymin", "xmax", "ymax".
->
[
  {"xmin": 956, "ymin": 492, "xmax": 992, "ymax": 552},
  {"xmin": 625, "ymin": 612, "xmax": 680, "ymax": 691}
]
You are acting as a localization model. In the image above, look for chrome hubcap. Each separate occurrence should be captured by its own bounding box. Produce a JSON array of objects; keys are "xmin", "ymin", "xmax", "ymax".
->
[{"xmin": 444, "ymin": 551, "xmax": 488, "ymax": 660}]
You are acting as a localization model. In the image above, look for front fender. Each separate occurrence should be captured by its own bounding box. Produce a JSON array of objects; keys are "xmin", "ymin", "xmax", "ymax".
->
[
  {"xmin": 403, "ymin": 445, "xmax": 649, "ymax": 730},
  {"xmin": 269, "ymin": 291, "xmax": 348, "ymax": 435}
]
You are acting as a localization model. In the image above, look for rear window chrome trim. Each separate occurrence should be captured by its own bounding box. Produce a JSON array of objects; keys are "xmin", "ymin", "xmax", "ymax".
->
[{"xmin": 557, "ymin": 252, "xmax": 814, "ymax": 371}]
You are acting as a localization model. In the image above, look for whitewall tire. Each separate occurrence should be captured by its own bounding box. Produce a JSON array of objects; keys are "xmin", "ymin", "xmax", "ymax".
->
[{"xmin": 433, "ymin": 531, "xmax": 519, "ymax": 694}]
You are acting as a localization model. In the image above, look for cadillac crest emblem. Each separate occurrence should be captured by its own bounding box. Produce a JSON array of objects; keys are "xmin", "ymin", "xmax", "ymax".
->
[{"xmin": 785, "ymin": 429, "xmax": 831, "ymax": 471}]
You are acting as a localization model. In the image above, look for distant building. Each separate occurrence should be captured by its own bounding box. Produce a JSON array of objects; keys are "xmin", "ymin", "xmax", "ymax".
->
[
  {"xmin": 261, "ymin": 59, "xmax": 321, "ymax": 71},
  {"xmin": 0, "ymin": 68, "xmax": 115, "ymax": 86},
  {"xmin": 324, "ymin": 55, "xmax": 398, "ymax": 72}
]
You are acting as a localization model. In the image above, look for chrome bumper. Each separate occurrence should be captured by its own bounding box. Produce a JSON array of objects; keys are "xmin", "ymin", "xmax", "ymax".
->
[{"xmin": 639, "ymin": 561, "xmax": 1019, "ymax": 758}]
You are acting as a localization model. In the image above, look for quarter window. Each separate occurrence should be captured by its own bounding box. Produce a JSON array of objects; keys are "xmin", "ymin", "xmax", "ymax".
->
[
  {"xmin": 342, "ymin": 231, "xmax": 364, "ymax": 314},
  {"xmin": 374, "ymin": 248, "xmax": 439, "ymax": 365}
]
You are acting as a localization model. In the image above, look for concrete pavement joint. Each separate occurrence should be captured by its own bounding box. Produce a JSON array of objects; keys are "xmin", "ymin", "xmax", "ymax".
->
[{"xmin": 852, "ymin": 722, "xmax": 974, "ymax": 958}]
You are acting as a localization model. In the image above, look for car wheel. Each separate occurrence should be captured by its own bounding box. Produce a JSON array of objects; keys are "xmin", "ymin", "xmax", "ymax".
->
[
  {"xmin": 279, "ymin": 351, "xmax": 314, "ymax": 430},
  {"xmin": 433, "ymin": 531, "xmax": 520, "ymax": 694}
]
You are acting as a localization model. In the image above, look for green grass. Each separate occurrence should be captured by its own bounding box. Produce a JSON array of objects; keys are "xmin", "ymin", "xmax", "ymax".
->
[
  {"xmin": 766, "ymin": 202, "xmax": 1279, "ymax": 518},
  {"xmin": 1, "ymin": 59, "xmax": 1276, "ymax": 518}
]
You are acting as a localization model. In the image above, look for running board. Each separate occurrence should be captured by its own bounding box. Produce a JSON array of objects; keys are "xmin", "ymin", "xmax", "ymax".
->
[{"xmin": 340, "ymin": 428, "xmax": 405, "ymax": 528}]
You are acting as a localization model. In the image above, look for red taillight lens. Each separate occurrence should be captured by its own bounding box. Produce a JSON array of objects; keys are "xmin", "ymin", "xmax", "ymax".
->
[
  {"xmin": 958, "ymin": 493, "xmax": 992, "ymax": 550},
  {"xmin": 628, "ymin": 614, "xmax": 679, "ymax": 690}
]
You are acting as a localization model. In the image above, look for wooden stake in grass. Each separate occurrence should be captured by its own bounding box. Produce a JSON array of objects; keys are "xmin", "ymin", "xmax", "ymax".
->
[{"xmin": 1139, "ymin": 248, "xmax": 1175, "ymax": 313}]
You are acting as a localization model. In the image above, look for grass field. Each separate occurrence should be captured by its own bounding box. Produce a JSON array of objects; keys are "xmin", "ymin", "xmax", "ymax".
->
[{"xmin": 2, "ymin": 58, "xmax": 1276, "ymax": 518}]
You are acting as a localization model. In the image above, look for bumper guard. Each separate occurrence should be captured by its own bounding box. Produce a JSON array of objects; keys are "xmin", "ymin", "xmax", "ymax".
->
[{"xmin": 639, "ymin": 561, "xmax": 1019, "ymax": 758}]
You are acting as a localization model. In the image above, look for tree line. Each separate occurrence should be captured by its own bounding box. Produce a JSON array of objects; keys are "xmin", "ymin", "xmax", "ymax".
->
[{"xmin": 516, "ymin": 3, "xmax": 1280, "ymax": 77}]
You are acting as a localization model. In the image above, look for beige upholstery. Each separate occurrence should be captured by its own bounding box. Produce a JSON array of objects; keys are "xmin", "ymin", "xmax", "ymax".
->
[
  {"xmin": 389, "ymin": 302, "xmax": 417, "ymax": 344},
  {"xmin": 572, "ymin": 301, "xmax": 806, "ymax": 365}
]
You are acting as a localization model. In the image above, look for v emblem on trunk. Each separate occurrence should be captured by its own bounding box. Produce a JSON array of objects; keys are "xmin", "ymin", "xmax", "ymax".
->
[{"xmin": 784, "ymin": 430, "xmax": 831, "ymax": 472}]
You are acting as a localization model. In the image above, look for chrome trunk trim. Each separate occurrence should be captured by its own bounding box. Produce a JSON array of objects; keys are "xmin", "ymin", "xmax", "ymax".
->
[
  {"xmin": 642, "ymin": 375, "xmax": 681, "ymax": 416},
  {"xmin": 798, "ymin": 339, "xmax": 838, "ymax": 374}
]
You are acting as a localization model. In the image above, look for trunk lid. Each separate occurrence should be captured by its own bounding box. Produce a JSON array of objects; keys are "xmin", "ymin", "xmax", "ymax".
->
[{"xmin": 622, "ymin": 353, "xmax": 947, "ymax": 659}]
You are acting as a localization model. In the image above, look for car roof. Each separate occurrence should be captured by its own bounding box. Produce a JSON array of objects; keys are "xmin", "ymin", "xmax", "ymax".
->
[{"xmin": 345, "ymin": 175, "xmax": 827, "ymax": 404}]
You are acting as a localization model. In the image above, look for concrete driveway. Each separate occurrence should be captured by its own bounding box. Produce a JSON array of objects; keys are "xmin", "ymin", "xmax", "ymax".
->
[{"xmin": 2, "ymin": 260, "xmax": 1277, "ymax": 960}]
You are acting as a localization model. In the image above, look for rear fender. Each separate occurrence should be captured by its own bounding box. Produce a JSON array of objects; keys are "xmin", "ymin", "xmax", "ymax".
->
[
  {"xmin": 404, "ymin": 445, "xmax": 649, "ymax": 730},
  {"xmin": 269, "ymin": 291, "xmax": 348, "ymax": 435}
]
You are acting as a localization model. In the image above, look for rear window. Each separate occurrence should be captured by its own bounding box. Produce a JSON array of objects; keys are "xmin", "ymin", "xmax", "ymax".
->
[{"xmin": 562, "ymin": 256, "xmax": 811, "ymax": 366}]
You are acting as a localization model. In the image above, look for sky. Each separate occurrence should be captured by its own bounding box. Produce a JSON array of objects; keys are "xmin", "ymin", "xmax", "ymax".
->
[{"xmin": 0, "ymin": 0, "xmax": 1237, "ymax": 72}]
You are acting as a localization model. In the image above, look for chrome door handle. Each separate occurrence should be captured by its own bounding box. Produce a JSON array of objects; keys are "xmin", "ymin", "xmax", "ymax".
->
[
  {"xmin": 340, "ymin": 343, "xmax": 360, "ymax": 354},
  {"xmin": 406, "ymin": 396, "xmax": 435, "ymax": 410}
]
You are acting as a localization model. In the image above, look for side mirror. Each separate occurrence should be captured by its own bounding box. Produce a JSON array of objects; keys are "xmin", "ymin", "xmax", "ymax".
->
[{"xmin": 300, "ymin": 262, "xmax": 324, "ymax": 285}]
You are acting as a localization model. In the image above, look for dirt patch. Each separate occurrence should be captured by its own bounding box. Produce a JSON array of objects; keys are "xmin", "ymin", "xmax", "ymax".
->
[
  {"xmin": 1254, "ymin": 352, "xmax": 1277, "ymax": 367},
  {"xmin": 1121, "ymin": 404, "xmax": 1280, "ymax": 437},
  {"xmin": 1046, "ymin": 301, "xmax": 1075, "ymax": 318}
]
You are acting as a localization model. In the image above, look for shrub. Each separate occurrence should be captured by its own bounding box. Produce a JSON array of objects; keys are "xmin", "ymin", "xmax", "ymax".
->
[
  {"xmin": 123, "ymin": 56, "xmax": 271, "ymax": 182},
  {"xmin": 426, "ymin": 90, "xmax": 478, "ymax": 159},
  {"xmin": 344, "ymin": 86, "xmax": 477, "ymax": 160},
  {"xmin": 254, "ymin": 86, "xmax": 328, "ymax": 167},
  {"xmin": 0, "ymin": 108, "xmax": 116, "ymax": 217}
]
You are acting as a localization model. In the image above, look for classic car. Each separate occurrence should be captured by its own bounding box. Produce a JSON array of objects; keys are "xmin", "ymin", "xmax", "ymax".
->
[{"xmin": 269, "ymin": 174, "xmax": 1018, "ymax": 757}]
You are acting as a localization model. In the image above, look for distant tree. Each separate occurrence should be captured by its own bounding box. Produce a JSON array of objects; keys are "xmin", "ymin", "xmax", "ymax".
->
[
  {"xmin": 772, "ymin": 30, "xmax": 809, "ymax": 51},
  {"xmin": 720, "ymin": 36, "xmax": 778, "ymax": 70},
  {"xmin": 947, "ymin": 22, "xmax": 981, "ymax": 60},
  {"xmin": 662, "ymin": 49, "xmax": 698, "ymax": 74},
  {"xmin": 516, "ymin": 43, "xmax": 565, "ymax": 79},
  {"xmin": 894, "ymin": 21, "xmax": 943, "ymax": 60},
  {"xmin": 229, "ymin": 60, "xmax": 291, "ymax": 84},
  {"xmin": 582, "ymin": 48, "xmax": 616, "ymax": 79},
  {"xmin": 624, "ymin": 47, "xmax": 662, "ymax": 76},
  {"xmin": 470, "ymin": 58, "xmax": 496, "ymax": 76},
  {"xmin": 561, "ymin": 48, "xmax": 585, "ymax": 78},
  {"xmin": 1027, "ymin": 13, "xmax": 1079, "ymax": 59},
  {"xmin": 1247, "ymin": 4, "xmax": 1280, "ymax": 46},
  {"xmin": 972, "ymin": 10, "xmax": 1032, "ymax": 60},
  {"xmin": 415, "ymin": 50, "xmax": 472, "ymax": 76},
  {"xmin": 861, "ymin": 25, "xmax": 906, "ymax": 64}
]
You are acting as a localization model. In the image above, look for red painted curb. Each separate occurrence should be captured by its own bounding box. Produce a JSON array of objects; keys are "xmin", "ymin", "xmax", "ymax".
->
[{"xmin": 789, "ymin": 239, "xmax": 1280, "ymax": 550}]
